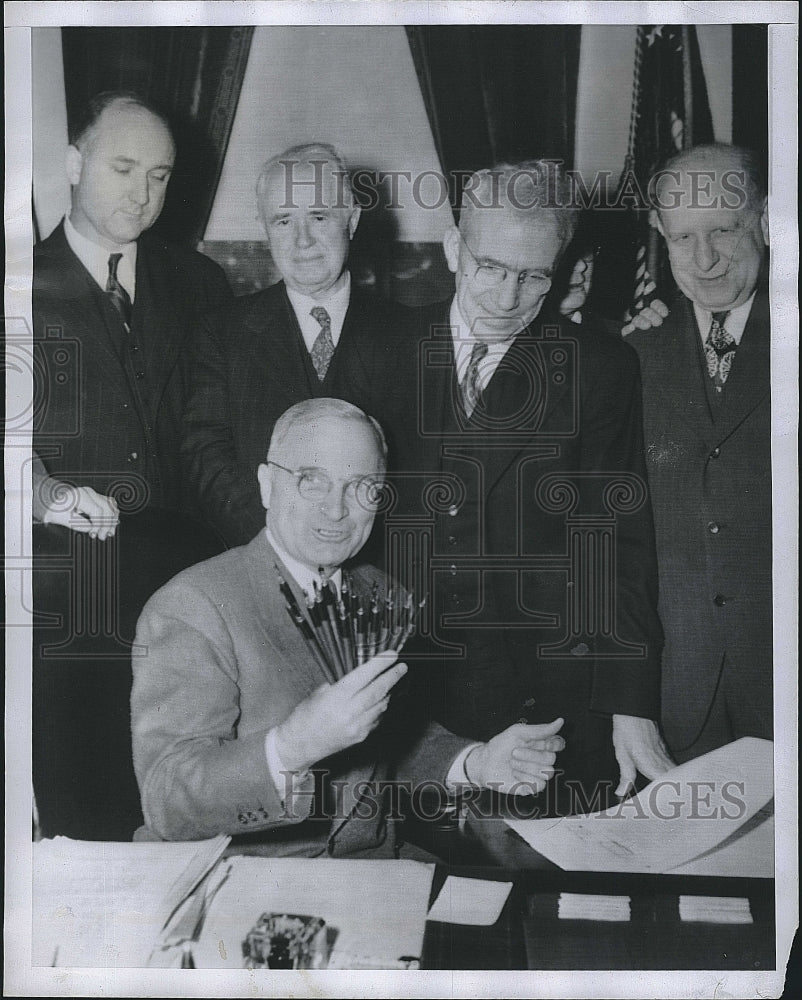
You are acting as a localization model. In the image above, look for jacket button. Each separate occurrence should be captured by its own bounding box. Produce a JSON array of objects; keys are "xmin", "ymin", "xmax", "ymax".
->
[
  {"xmin": 135, "ymin": 370, "xmax": 145, "ymax": 379},
  {"xmin": 708, "ymin": 521, "xmax": 720, "ymax": 534},
  {"xmin": 127, "ymin": 451, "xmax": 138, "ymax": 462},
  {"xmin": 448, "ymin": 535, "xmax": 458, "ymax": 546},
  {"xmin": 710, "ymin": 447, "xmax": 721, "ymax": 459},
  {"xmin": 449, "ymin": 564, "xmax": 457, "ymax": 575},
  {"xmin": 713, "ymin": 594, "xmax": 727, "ymax": 607},
  {"xmin": 448, "ymin": 505, "xmax": 459, "ymax": 517}
]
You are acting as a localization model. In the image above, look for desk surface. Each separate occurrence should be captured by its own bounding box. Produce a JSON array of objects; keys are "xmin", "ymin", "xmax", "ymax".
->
[{"xmin": 409, "ymin": 813, "xmax": 776, "ymax": 971}]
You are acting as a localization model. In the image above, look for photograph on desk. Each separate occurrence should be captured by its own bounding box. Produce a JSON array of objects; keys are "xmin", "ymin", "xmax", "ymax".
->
[{"xmin": 5, "ymin": 2, "xmax": 798, "ymax": 999}]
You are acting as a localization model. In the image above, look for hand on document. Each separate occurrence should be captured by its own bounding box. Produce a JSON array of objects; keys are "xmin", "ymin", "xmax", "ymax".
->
[
  {"xmin": 465, "ymin": 717, "xmax": 565, "ymax": 795},
  {"xmin": 612, "ymin": 713, "xmax": 675, "ymax": 797}
]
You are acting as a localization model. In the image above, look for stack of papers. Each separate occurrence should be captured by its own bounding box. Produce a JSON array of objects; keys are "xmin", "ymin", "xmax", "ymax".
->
[
  {"xmin": 679, "ymin": 895, "xmax": 753, "ymax": 924},
  {"xmin": 504, "ymin": 738, "xmax": 774, "ymax": 875},
  {"xmin": 192, "ymin": 857, "xmax": 435, "ymax": 970},
  {"xmin": 33, "ymin": 834, "xmax": 229, "ymax": 967},
  {"xmin": 557, "ymin": 893, "xmax": 631, "ymax": 922}
]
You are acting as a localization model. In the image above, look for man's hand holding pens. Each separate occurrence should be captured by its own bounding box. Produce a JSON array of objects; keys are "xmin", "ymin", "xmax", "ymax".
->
[
  {"xmin": 462, "ymin": 718, "xmax": 566, "ymax": 796},
  {"xmin": 274, "ymin": 650, "xmax": 407, "ymax": 773}
]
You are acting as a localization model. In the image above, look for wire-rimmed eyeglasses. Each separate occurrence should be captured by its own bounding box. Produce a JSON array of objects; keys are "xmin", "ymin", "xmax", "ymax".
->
[
  {"xmin": 458, "ymin": 232, "xmax": 554, "ymax": 293},
  {"xmin": 267, "ymin": 461, "xmax": 385, "ymax": 509}
]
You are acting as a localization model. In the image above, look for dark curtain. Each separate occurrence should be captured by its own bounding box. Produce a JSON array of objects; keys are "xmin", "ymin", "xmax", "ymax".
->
[
  {"xmin": 732, "ymin": 24, "xmax": 768, "ymax": 182},
  {"xmin": 61, "ymin": 26, "xmax": 253, "ymax": 246},
  {"xmin": 405, "ymin": 25, "xmax": 580, "ymax": 215}
]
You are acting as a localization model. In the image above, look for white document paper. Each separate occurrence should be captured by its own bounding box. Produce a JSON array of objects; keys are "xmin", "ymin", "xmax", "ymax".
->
[
  {"xmin": 427, "ymin": 876, "xmax": 512, "ymax": 925},
  {"xmin": 505, "ymin": 738, "xmax": 774, "ymax": 874},
  {"xmin": 557, "ymin": 893, "xmax": 631, "ymax": 922},
  {"xmin": 192, "ymin": 857, "xmax": 434, "ymax": 969},
  {"xmin": 32, "ymin": 834, "xmax": 230, "ymax": 967}
]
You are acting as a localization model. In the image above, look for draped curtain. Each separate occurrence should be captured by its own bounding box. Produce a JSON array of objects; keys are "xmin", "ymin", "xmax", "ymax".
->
[
  {"xmin": 61, "ymin": 26, "xmax": 253, "ymax": 246},
  {"xmin": 405, "ymin": 25, "xmax": 581, "ymax": 216}
]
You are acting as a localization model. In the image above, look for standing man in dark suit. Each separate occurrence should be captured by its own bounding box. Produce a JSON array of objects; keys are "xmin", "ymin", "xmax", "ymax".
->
[
  {"xmin": 627, "ymin": 144, "xmax": 772, "ymax": 762},
  {"xmin": 182, "ymin": 142, "xmax": 403, "ymax": 548},
  {"xmin": 33, "ymin": 91, "xmax": 231, "ymax": 523},
  {"xmin": 337, "ymin": 162, "xmax": 672, "ymax": 810},
  {"xmin": 132, "ymin": 398, "xmax": 565, "ymax": 850},
  {"xmin": 31, "ymin": 91, "xmax": 231, "ymax": 840}
]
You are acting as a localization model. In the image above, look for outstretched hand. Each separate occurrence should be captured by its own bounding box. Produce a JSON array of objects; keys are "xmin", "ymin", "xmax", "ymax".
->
[
  {"xmin": 465, "ymin": 717, "xmax": 565, "ymax": 797},
  {"xmin": 41, "ymin": 482, "xmax": 119, "ymax": 540}
]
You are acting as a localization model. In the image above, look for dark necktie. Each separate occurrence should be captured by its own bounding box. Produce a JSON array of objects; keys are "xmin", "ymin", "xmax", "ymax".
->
[
  {"xmin": 460, "ymin": 341, "xmax": 489, "ymax": 418},
  {"xmin": 106, "ymin": 252, "xmax": 132, "ymax": 330},
  {"xmin": 310, "ymin": 306, "xmax": 335, "ymax": 381},
  {"xmin": 703, "ymin": 311, "xmax": 735, "ymax": 393}
]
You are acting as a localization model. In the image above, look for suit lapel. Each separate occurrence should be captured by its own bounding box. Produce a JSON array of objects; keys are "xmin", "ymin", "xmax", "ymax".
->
[
  {"xmin": 274, "ymin": 284, "xmax": 321, "ymax": 397},
  {"xmin": 714, "ymin": 286, "xmax": 770, "ymax": 439},
  {"xmin": 38, "ymin": 225, "xmax": 127, "ymax": 385},
  {"xmin": 646, "ymin": 296, "xmax": 717, "ymax": 444}
]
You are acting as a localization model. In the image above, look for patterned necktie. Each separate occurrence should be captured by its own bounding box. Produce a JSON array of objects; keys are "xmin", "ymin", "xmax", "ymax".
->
[
  {"xmin": 703, "ymin": 311, "xmax": 735, "ymax": 392},
  {"xmin": 106, "ymin": 252, "xmax": 132, "ymax": 330},
  {"xmin": 460, "ymin": 341, "xmax": 489, "ymax": 418},
  {"xmin": 310, "ymin": 306, "xmax": 335, "ymax": 381}
]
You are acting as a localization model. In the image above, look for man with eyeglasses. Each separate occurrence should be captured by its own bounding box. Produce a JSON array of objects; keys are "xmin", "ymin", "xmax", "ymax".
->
[
  {"xmin": 131, "ymin": 398, "xmax": 566, "ymax": 851},
  {"xmin": 338, "ymin": 161, "xmax": 672, "ymax": 814}
]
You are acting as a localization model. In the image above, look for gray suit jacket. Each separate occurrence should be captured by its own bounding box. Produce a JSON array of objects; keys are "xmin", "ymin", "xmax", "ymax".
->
[
  {"xmin": 131, "ymin": 530, "xmax": 468, "ymax": 854},
  {"xmin": 627, "ymin": 279, "xmax": 772, "ymax": 754}
]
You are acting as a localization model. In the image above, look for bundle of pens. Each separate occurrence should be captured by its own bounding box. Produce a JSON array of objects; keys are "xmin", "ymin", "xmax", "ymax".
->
[{"xmin": 275, "ymin": 564, "xmax": 425, "ymax": 683}]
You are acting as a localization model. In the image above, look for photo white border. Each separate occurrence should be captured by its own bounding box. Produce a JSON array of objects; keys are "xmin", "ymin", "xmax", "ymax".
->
[{"xmin": 5, "ymin": 3, "xmax": 798, "ymax": 997}]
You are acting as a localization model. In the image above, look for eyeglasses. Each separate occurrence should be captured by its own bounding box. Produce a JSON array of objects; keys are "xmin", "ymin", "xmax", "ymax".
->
[
  {"xmin": 268, "ymin": 461, "xmax": 385, "ymax": 509},
  {"xmin": 459, "ymin": 232, "xmax": 553, "ymax": 292}
]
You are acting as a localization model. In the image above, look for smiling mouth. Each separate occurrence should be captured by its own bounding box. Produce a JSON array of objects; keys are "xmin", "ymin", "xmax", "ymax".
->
[{"xmin": 313, "ymin": 527, "xmax": 349, "ymax": 541}]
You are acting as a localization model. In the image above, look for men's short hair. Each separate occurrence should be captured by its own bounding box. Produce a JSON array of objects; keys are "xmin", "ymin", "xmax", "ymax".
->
[
  {"xmin": 459, "ymin": 160, "xmax": 580, "ymax": 251},
  {"xmin": 256, "ymin": 142, "xmax": 354, "ymax": 222},
  {"xmin": 267, "ymin": 398, "xmax": 387, "ymax": 467},
  {"xmin": 652, "ymin": 142, "xmax": 767, "ymax": 214},
  {"xmin": 69, "ymin": 90, "xmax": 172, "ymax": 150}
]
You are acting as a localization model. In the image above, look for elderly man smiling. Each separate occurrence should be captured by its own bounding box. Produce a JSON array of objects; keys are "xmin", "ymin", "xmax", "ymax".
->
[
  {"xmin": 132, "ymin": 398, "xmax": 565, "ymax": 853},
  {"xmin": 182, "ymin": 142, "xmax": 405, "ymax": 548}
]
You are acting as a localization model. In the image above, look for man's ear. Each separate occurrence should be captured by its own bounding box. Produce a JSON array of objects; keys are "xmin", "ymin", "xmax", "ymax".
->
[
  {"xmin": 347, "ymin": 205, "xmax": 361, "ymax": 240},
  {"xmin": 257, "ymin": 463, "xmax": 272, "ymax": 511},
  {"xmin": 65, "ymin": 145, "xmax": 83, "ymax": 186},
  {"xmin": 443, "ymin": 225, "xmax": 461, "ymax": 274},
  {"xmin": 759, "ymin": 196, "xmax": 769, "ymax": 246}
]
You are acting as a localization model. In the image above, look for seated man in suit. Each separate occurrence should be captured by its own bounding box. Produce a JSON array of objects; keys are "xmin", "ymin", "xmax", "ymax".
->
[
  {"xmin": 33, "ymin": 90, "xmax": 231, "ymax": 523},
  {"xmin": 182, "ymin": 142, "xmax": 405, "ymax": 548},
  {"xmin": 336, "ymin": 160, "xmax": 673, "ymax": 810},
  {"xmin": 132, "ymin": 398, "xmax": 565, "ymax": 852},
  {"xmin": 626, "ymin": 144, "xmax": 772, "ymax": 761}
]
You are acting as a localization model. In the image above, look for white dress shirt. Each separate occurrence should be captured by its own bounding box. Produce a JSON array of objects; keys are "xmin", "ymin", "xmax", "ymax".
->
[
  {"xmin": 449, "ymin": 297, "xmax": 518, "ymax": 393},
  {"xmin": 285, "ymin": 273, "xmax": 351, "ymax": 352},
  {"xmin": 693, "ymin": 292, "xmax": 756, "ymax": 347},
  {"xmin": 262, "ymin": 527, "xmax": 479, "ymax": 797},
  {"xmin": 64, "ymin": 214, "xmax": 137, "ymax": 301}
]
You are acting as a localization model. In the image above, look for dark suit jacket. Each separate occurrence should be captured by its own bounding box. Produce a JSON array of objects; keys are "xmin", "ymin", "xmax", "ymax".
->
[
  {"xmin": 335, "ymin": 300, "xmax": 663, "ymax": 801},
  {"xmin": 181, "ymin": 280, "xmax": 406, "ymax": 548},
  {"xmin": 627, "ymin": 281, "xmax": 772, "ymax": 754},
  {"xmin": 131, "ymin": 530, "xmax": 468, "ymax": 854},
  {"xmin": 33, "ymin": 221, "xmax": 231, "ymax": 512}
]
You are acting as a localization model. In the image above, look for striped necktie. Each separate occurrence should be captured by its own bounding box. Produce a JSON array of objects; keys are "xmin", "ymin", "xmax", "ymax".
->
[
  {"xmin": 703, "ymin": 311, "xmax": 735, "ymax": 392},
  {"xmin": 460, "ymin": 341, "xmax": 489, "ymax": 418},
  {"xmin": 310, "ymin": 306, "xmax": 335, "ymax": 381},
  {"xmin": 106, "ymin": 252, "xmax": 132, "ymax": 330}
]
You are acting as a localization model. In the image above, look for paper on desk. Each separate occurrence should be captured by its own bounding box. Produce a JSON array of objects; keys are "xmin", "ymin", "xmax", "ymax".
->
[
  {"xmin": 192, "ymin": 857, "xmax": 434, "ymax": 969},
  {"xmin": 505, "ymin": 737, "xmax": 773, "ymax": 874},
  {"xmin": 32, "ymin": 834, "xmax": 229, "ymax": 967},
  {"xmin": 427, "ymin": 876, "xmax": 512, "ymax": 925}
]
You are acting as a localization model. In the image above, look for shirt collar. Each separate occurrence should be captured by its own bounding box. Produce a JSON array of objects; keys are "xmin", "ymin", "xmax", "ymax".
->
[
  {"xmin": 693, "ymin": 292, "xmax": 756, "ymax": 347},
  {"xmin": 286, "ymin": 272, "xmax": 351, "ymax": 351},
  {"xmin": 265, "ymin": 527, "xmax": 342, "ymax": 598},
  {"xmin": 448, "ymin": 297, "xmax": 517, "ymax": 383},
  {"xmin": 64, "ymin": 214, "xmax": 137, "ymax": 299}
]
